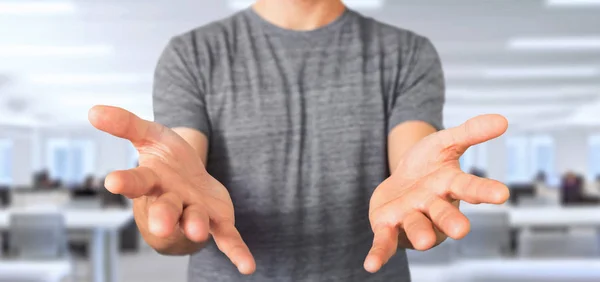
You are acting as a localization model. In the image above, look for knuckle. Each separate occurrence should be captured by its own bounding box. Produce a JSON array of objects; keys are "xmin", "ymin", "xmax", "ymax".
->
[
  {"xmin": 406, "ymin": 217, "xmax": 426, "ymax": 232},
  {"xmin": 435, "ymin": 206, "xmax": 454, "ymax": 226},
  {"xmin": 418, "ymin": 193, "xmax": 437, "ymax": 211},
  {"xmin": 161, "ymin": 194, "xmax": 182, "ymax": 210}
]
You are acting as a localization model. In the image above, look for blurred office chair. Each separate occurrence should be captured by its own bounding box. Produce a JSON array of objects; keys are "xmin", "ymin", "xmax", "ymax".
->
[
  {"xmin": 0, "ymin": 186, "xmax": 10, "ymax": 207},
  {"xmin": 4, "ymin": 212, "xmax": 72, "ymax": 282},
  {"xmin": 508, "ymin": 183, "xmax": 536, "ymax": 205},
  {"xmin": 0, "ymin": 186, "xmax": 10, "ymax": 255},
  {"xmin": 561, "ymin": 172, "xmax": 587, "ymax": 205},
  {"xmin": 69, "ymin": 178, "xmax": 102, "ymax": 209},
  {"xmin": 519, "ymin": 229, "xmax": 599, "ymax": 258},
  {"xmin": 99, "ymin": 187, "xmax": 139, "ymax": 252},
  {"xmin": 66, "ymin": 193, "xmax": 101, "ymax": 264},
  {"xmin": 406, "ymin": 239, "xmax": 455, "ymax": 264},
  {"xmin": 99, "ymin": 187, "xmax": 127, "ymax": 208},
  {"xmin": 8, "ymin": 212, "xmax": 68, "ymax": 259},
  {"xmin": 456, "ymin": 212, "xmax": 511, "ymax": 258}
]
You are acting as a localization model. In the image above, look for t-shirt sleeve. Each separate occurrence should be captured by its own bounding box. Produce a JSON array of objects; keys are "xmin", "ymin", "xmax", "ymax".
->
[
  {"xmin": 152, "ymin": 36, "xmax": 212, "ymax": 138},
  {"xmin": 387, "ymin": 36, "xmax": 445, "ymax": 134}
]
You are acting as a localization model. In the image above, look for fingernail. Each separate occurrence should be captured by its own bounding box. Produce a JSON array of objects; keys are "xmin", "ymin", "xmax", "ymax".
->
[
  {"xmin": 364, "ymin": 258, "xmax": 380, "ymax": 273},
  {"xmin": 237, "ymin": 261, "xmax": 253, "ymax": 275},
  {"xmin": 149, "ymin": 220, "xmax": 161, "ymax": 235}
]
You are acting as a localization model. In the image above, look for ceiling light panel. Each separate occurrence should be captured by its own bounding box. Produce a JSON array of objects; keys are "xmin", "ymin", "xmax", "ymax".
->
[
  {"xmin": 0, "ymin": 2, "xmax": 76, "ymax": 15},
  {"xmin": 444, "ymin": 104, "xmax": 573, "ymax": 117},
  {"xmin": 484, "ymin": 67, "xmax": 599, "ymax": 79},
  {"xmin": 547, "ymin": 0, "xmax": 600, "ymax": 6},
  {"xmin": 0, "ymin": 45, "xmax": 113, "ymax": 57},
  {"xmin": 26, "ymin": 73, "xmax": 152, "ymax": 85},
  {"xmin": 447, "ymin": 86, "xmax": 600, "ymax": 100},
  {"xmin": 508, "ymin": 37, "xmax": 600, "ymax": 50},
  {"xmin": 445, "ymin": 66, "xmax": 600, "ymax": 79}
]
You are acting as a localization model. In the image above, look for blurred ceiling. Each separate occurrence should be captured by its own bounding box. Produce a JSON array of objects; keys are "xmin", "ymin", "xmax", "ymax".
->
[{"xmin": 0, "ymin": 0, "xmax": 599, "ymax": 128}]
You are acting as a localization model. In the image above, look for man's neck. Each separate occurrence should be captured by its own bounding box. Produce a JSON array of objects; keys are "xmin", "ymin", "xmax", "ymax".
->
[{"xmin": 252, "ymin": 0, "xmax": 346, "ymax": 31}]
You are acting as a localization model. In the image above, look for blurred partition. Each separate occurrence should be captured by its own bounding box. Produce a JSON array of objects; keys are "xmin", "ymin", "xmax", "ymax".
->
[
  {"xmin": 11, "ymin": 189, "xmax": 70, "ymax": 208},
  {"xmin": 519, "ymin": 228, "xmax": 599, "ymax": 258},
  {"xmin": 456, "ymin": 211, "xmax": 511, "ymax": 258},
  {"xmin": 406, "ymin": 239, "xmax": 456, "ymax": 265}
]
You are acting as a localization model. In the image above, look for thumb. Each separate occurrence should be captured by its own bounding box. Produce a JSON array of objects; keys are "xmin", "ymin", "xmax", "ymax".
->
[
  {"xmin": 88, "ymin": 105, "xmax": 163, "ymax": 145},
  {"xmin": 438, "ymin": 114, "xmax": 508, "ymax": 153}
]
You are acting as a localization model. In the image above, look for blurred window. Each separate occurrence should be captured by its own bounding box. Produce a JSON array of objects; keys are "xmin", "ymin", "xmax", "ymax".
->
[
  {"xmin": 588, "ymin": 135, "xmax": 600, "ymax": 180},
  {"xmin": 530, "ymin": 135, "xmax": 557, "ymax": 186},
  {"xmin": 0, "ymin": 139, "xmax": 13, "ymax": 185},
  {"xmin": 129, "ymin": 144, "xmax": 139, "ymax": 169},
  {"xmin": 459, "ymin": 151, "xmax": 472, "ymax": 172},
  {"xmin": 46, "ymin": 139, "xmax": 95, "ymax": 185},
  {"xmin": 460, "ymin": 143, "xmax": 487, "ymax": 172},
  {"xmin": 506, "ymin": 136, "xmax": 556, "ymax": 184},
  {"xmin": 506, "ymin": 137, "xmax": 529, "ymax": 183}
]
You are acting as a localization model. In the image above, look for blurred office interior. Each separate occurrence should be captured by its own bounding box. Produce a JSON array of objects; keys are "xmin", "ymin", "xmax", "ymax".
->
[{"xmin": 1, "ymin": 0, "xmax": 600, "ymax": 281}]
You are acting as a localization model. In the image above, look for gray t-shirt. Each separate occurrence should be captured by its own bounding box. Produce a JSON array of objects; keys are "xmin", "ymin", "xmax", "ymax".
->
[{"xmin": 153, "ymin": 8, "xmax": 444, "ymax": 282}]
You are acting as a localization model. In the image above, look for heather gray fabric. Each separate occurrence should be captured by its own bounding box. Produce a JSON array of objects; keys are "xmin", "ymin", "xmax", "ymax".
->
[{"xmin": 153, "ymin": 8, "xmax": 445, "ymax": 282}]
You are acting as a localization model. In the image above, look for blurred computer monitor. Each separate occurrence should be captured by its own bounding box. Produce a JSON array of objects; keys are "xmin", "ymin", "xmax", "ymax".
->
[
  {"xmin": 0, "ymin": 186, "xmax": 10, "ymax": 207},
  {"xmin": 508, "ymin": 183, "xmax": 536, "ymax": 205}
]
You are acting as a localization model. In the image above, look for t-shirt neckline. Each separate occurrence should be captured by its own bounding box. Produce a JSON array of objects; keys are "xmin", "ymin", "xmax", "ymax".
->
[{"xmin": 243, "ymin": 7, "xmax": 353, "ymax": 38}]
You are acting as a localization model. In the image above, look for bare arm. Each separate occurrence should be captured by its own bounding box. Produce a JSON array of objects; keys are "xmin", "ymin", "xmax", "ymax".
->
[
  {"xmin": 366, "ymin": 115, "xmax": 509, "ymax": 273},
  {"xmin": 387, "ymin": 121, "xmax": 459, "ymax": 249},
  {"xmin": 132, "ymin": 127, "xmax": 209, "ymax": 255}
]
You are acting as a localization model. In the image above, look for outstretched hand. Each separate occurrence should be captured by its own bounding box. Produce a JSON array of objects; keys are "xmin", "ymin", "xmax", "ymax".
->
[
  {"xmin": 364, "ymin": 114, "xmax": 510, "ymax": 273},
  {"xmin": 89, "ymin": 105, "xmax": 256, "ymax": 274}
]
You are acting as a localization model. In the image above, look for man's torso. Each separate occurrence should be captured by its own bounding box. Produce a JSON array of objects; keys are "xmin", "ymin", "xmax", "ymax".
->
[{"xmin": 159, "ymin": 9, "xmax": 427, "ymax": 281}]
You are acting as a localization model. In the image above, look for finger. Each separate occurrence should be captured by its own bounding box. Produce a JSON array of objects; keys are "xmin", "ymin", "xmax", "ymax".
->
[
  {"xmin": 438, "ymin": 114, "xmax": 508, "ymax": 153},
  {"xmin": 364, "ymin": 225, "xmax": 399, "ymax": 273},
  {"xmin": 402, "ymin": 212, "xmax": 436, "ymax": 251},
  {"xmin": 181, "ymin": 205, "xmax": 210, "ymax": 243},
  {"xmin": 211, "ymin": 222, "xmax": 256, "ymax": 275},
  {"xmin": 448, "ymin": 172, "xmax": 510, "ymax": 205},
  {"xmin": 104, "ymin": 167, "xmax": 159, "ymax": 198},
  {"xmin": 148, "ymin": 192, "xmax": 183, "ymax": 238},
  {"xmin": 88, "ymin": 105, "xmax": 163, "ymax": 145},
  {"xmin": 425, "ymin": 199, "xmax": 470, "ymax": 240}
]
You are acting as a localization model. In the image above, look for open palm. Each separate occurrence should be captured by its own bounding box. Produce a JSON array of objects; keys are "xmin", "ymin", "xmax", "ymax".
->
[
  {"xmin": 364, "ymin": 114, "xmax": 510, "ymax": 273},
  {"xmin": 88, "ymin": 105, "xmax": 255, "ymax": 274}
]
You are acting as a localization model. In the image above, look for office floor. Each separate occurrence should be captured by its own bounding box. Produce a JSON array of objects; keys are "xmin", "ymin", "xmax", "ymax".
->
[
  {"xmin": 120, "ymin": 251, "xmax": 188, "ymax": 282},
  {"xmin": 73, "ymin": 249, "xmax": 189, "ymax": 282},
  {"xmin": 71, "ymin": 230, "xmax": 599, "ymax": 282}
]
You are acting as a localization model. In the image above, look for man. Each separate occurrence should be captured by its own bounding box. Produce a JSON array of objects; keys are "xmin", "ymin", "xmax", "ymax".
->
[{"xmin": 89, "ymin": 0, "xmax": 509, "ymax": 281}]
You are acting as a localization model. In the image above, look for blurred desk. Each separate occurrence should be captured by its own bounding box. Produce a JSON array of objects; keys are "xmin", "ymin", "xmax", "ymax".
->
[
  {"xmin": 10, "ymin": 189, "xmax": 70, "ymax": 208},
  {"xmin": 0, "ymin": 260, "xmax": 71, "ymax": 282},
  {"xmin": 0, "ymin": 208, "xmax": 133, "ymax": 282},
  {"xmin": 461, "ymin": 204, "xmax": 600, "ymax": 228},
  {"xmin": 411, "ymin": 259, "xmax": 600, "ymax": 282},
  {"xmin": 510, "ymin": 207, "xmax": 600, "ymax": 228}
]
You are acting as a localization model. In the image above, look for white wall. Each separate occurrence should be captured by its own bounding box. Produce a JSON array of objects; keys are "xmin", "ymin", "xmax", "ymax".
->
[
  {"xmin": 0, "ymin": 124, "xmax": 133, "ymax": 186},
  {"xmin": 39, "ymin": 125, "xmax": 133, "ymax": 179},
  {"xmin": 485, "ymin": 135, "xmax": 507, "ymax": 182},
  {"xmin": 0, "ymin": 124, "xmax": 597, "ymax": 187},
  {"xmin": 0, "ymin": 125, "xmax": 33, "ymax": 186},
  {"xmin": 486, "ymin": 128, "xmax": 593, "ymax": 183},
  {"xmin": 554, "ymin": 129, "xmax": 589, "ymax": 177}
]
